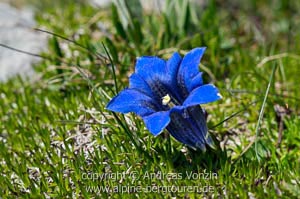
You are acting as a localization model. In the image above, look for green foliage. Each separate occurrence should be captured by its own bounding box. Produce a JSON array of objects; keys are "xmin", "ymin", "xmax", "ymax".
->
[{"xmin": 1, "ymin": 0, "xmax": 300, "ymax": 198}]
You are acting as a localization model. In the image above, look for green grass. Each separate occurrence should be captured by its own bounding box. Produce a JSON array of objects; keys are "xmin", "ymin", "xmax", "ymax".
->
[{"xmin": 1, "ymin": 0, "xmax": 300, "ymax": 198}]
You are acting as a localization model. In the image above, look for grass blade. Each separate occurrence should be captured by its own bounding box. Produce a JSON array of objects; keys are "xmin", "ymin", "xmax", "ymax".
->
[{"xmin": 254, "ymin": 63, "xmax": 277, "ymax": 161}]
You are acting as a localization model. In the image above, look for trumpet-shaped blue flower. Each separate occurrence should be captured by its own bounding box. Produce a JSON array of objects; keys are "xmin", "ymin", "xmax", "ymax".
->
[{"xmin": 106, "ymin": 47, "xmax": 221, "ymax": 150}]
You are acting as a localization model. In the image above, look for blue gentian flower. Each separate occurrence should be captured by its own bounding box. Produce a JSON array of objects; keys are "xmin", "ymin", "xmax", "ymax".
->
[{"xmin": 106, "ymin": 47, "xmax": 221, "ymax": 151}]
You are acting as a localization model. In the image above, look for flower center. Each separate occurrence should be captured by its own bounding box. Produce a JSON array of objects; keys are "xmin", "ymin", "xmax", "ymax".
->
[
  {"xmin": 162, "ymin": 94, "xmax": 176, "ymax": 108},
  {"xmin": 162, "ymin": 94, "xmax": 171, "ymax": 105},
  {"xmin": 149, "ymin": 80, "xmax": 182, "ymax": 109}
]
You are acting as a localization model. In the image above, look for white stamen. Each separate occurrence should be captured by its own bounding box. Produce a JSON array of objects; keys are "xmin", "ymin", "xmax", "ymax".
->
[{"xmin": 162, "ymin": 94, "xmax": 171, "ymax": 105}]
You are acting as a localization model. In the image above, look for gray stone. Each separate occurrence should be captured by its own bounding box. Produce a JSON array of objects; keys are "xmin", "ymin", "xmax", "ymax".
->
[{"xmin": 0, "ymin": 2, "xmax": 47, "ymax": 81}]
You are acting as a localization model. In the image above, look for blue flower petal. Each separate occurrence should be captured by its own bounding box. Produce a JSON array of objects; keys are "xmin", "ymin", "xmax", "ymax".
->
[
  {"xmin": 129, "ymin": 73, "xmax": 153, "ymax": 97},
  {"xmin": 188, "ymin": 72, "xmax": 203, "ymax": 92},
  {"xmin": 177, "ymin": 47, "xmax": 206, "ymax": 96},
  {"xmin": 106, "ymin": 89, "xmax": 156, "ymax": 117},
  {"xmin": 143, "ymin": 111, "xmax": 170, "ymax": 136},
  {"xmin": 183, "ymin": 84, "xmax": 221, "ymax": 107},
  {"xmin": 135, "ymin": 56, "xmax": 167, "ymax": 83},
  {"xmin": 166, "ymin": 52, "xmax": 181, "ymax": 83}
]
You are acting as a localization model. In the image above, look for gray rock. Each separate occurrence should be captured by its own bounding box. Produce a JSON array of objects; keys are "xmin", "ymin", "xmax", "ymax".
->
[{"xmin": 0, "ymin": 3, "xmax": 47, "ymax": 81}]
